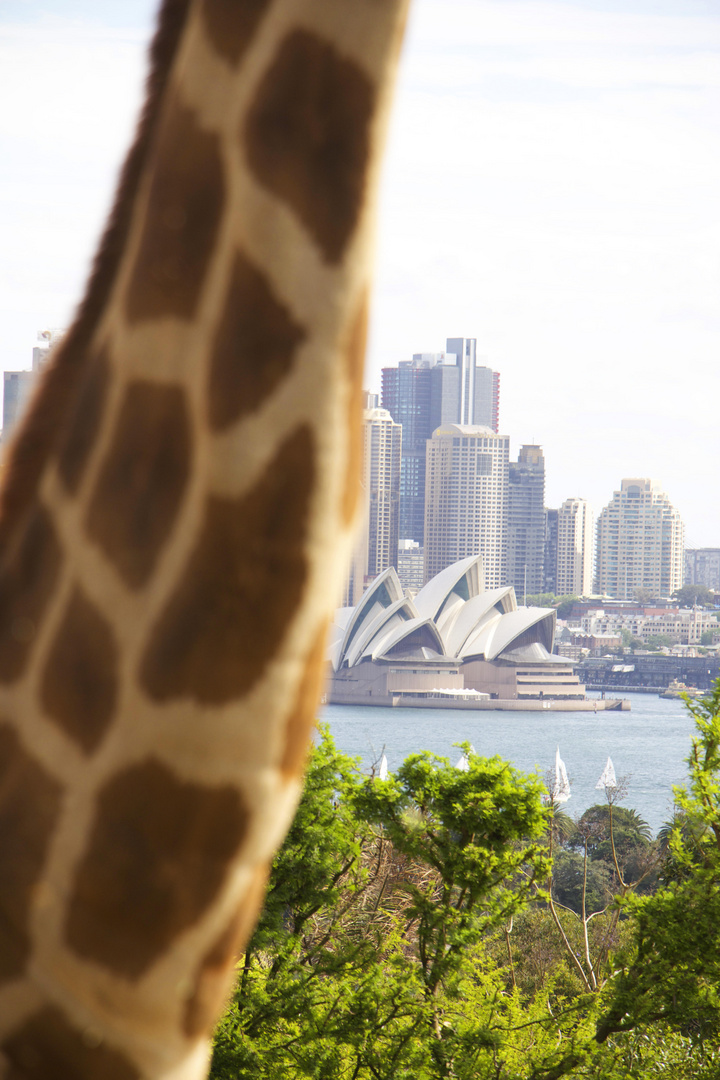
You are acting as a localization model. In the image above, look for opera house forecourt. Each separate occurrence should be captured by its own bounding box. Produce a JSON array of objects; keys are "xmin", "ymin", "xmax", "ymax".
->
[{"xmin": 327, "ymin": 556, "xmax": 628, "ymax": 711}]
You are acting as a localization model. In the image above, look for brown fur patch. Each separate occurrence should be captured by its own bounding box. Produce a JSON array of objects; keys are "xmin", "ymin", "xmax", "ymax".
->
[
  {"xmin": 125, "ymin": 98, "xmax": 225, "ymax": 322},
  {"xmin": 182, "ymin": 863, "xmax": 268, "ymax": 1038},
  {"xmin": 40, "ymin": 588, "xmax": 118, "ymax": 755},
  {"xmin": 244, "ymin": 29, "xmax": 374, "ymax": 264},
  {"xmin": 200, "ymin": 0, "xmax": 271, "ymax": 66},
  {"xmin": 0, "ymin": 0, "xmax": 193, "ymax": 547},
  {"xmin": 1, "ymin": 1006, "xmax": 139, "ymax": 1080},
  {"xmin": 208, "ymin": 250, "xmax": 306, "ymax": 432},
  {"xmin": 341, "ymin": 292, "xmax": 369, "ymax": 525},
  {"xmin": 0, "ymin": 506, "xmax": 62, "ymax": 684},
  {"xmin": 280, "ymin": 622, "xmax": 328, "ymax": 779},
  {"xmin": 86, "ymin": 381, "xmax": 191, "ymax": 589},
  {"xmin": 0, "ymin": 724, "xmax": 62, "ymax": 983},
  {"xmin": 139, "ymin": 425, "xmax": 314, "ymax": 704},
  {"xmin": 57, "ymin": 349, "xmax": 110, "ymax": 496},
  {"xmin": 65, "ymin": 760, "xmax": 248, "ymax": 980}
]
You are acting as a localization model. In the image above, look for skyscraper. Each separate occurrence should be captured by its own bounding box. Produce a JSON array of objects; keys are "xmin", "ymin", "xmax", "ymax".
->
[
  {"xmin": 381, "ymin": 357, "xmax": 436, "ymax": 544},
  {"xmin": 507, "ymin": 445, "xmax": 545, "ymax": 600},
  {"xmin": 3, "ymin": 371, "xmax": 36, "ymax": 437},
  {"xmin": 423, "ymin": 424, "xmax": 509, "ymax": 586},
  {"xmin": 543, "ymin": 509, "xmax": 559, "ymax": 595},
  {"xmin": 3, "ymin": 329, "xmax": 62, "ymax": 440},
  {"xmin": 556, "ymin": 498, "xmax": 594, "ymax": 596},
  {"xmin": 595, "ymin": 479, "xmax": 684, "ymax": 599},
  {"xmin": 381, "ymin": 339, "xmax": 500, "ymax": 543},
  {"xmin": 344, "ymin": 408, "xmax": 402, "ymax": 605},
  {"xmin": 445, "ymin": 338, "xmax": 500, "ymax": 430}
]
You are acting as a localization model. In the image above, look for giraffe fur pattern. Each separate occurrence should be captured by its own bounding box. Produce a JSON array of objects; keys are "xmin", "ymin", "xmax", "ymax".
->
[{"xmin": 0, "ymin": 0, "xmax": 410, "ymax": 1076}]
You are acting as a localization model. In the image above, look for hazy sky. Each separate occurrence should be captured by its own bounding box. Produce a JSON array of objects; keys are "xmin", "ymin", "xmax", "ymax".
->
[{"xmin": 1, "ymin": 0, "xmax": 718, "ymax": 543}]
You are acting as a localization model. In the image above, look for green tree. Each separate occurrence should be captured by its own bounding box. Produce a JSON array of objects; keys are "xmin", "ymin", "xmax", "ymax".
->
[
  {"xmin": 555, "ymin": 595, "xmax": 580, "ymax": 619},
  {"xmin": 212, "ymin": 739, "xmax": 562, "ymax": 1080},
  {"xmin": 596, "ymin": 683, "xmax": 720, "ymax": 1054},
  {"xmin": 551, "ymin": 849, "xmax": 614, "ymax": 914},
  {"xmin": 647, "ymin": 633, "xmax": 673, "ymax": 649},
  {"xmin": 525, "ymin": 593, "xmax": 558, "ymax": 608},
  {"xmin": 524, "ymin": 594, "xmax": 580, "ymax": 619},
  {"xmin": 621, "ymin": 628, "xmax": 645, "ymax": 652},
  {"xmin": 672, "ymin": 584, "xmax": 715, "ymax": 608},
  {"xmin": 355, "ymin": 745, "xmax": 551, "ymax": 1076},
  {"xmin": 211, "ymin": 730, "xmax": 424, "ymax": 1080}
]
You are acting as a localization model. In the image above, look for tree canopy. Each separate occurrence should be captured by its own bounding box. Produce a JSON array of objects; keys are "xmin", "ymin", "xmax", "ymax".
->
[
  {"xmin": 211, "ymin": 689, "xmax": 720, "ymax": 1080},
  {"xmin": 672, "ymin": 584, "xmax": 716, "ymax": 608}
]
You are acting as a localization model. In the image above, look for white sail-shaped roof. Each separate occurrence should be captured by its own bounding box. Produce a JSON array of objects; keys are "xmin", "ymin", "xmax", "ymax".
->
[
  {"xmin": 336, "ymin": 567, "xmax": 405, "ymax": 670},
  {"xmin": 476, "ymin": 607, "xmax": 556, "ymax": 661},
  {"xmin": 346, "ymin": 597, "xmax": 418, "ymax": 667},
  {"xmin": 414, "ymin": 554, "xmax": 484, "ymax": 624},
  {"xmin": 443, "ymin": 587, "xmax": 516, "ymax": 657},
  {"xmin": 365, "ymin": 617, "xmax": 445, "ymax": 662},
  {"xmin": 331, "ymin": 558, "xmax": 557, "ymax": 671}
]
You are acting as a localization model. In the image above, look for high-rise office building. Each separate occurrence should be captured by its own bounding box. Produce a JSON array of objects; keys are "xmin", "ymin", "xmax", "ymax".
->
[
  {"xmin": 543, "ymin": 509, "xmax": 559, "ymax": 595},
  {"xmin": 556, "ymin": 498, "xmax": 594, "ymax": 596},
  {"xmin": 2, "ymin": 329, "xmax": 62, "ymax": 440},
  {"xmin": 344, "ymin": 408, "xmax": 402, "ymax": 605},
  {"xmin": 423, "ymin": 424, "xmax": 509, "ymax": 587},
  {"xmin": 381, "ymin": 357, "xmax": 436, "ymax": 545},
  {"xmin": 444, "ymin": 338, "xmax": 500, "ymax": 429},
  {"xmin": 381, "ymin": 339, "xmax": 500, "ymax": 543},
  {"xmin": 595, "ymin": 479, "xmax": 684, "ymax": 599},
  {"xmin": 507, "ymin": 445, "xmax": 545, "ymax": 600},
  {"xmin": 3, "ymin": 371, "xmax": 36, "ymax": 437}
]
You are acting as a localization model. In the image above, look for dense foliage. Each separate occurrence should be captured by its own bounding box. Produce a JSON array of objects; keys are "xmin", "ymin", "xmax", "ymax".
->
[{"xmin": 211, "ymin": 686, "xmax": 720, "ymax": 1079}]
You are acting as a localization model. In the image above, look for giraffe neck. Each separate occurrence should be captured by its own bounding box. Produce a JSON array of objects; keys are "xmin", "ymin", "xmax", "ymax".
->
[{"xmin": 0, "ymin": 1, "xmax": 409, "ymax": 1077}]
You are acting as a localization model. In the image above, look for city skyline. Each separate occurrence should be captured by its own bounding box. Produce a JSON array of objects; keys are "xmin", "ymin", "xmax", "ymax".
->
[{"xmin": 1, "ymin": 0, "xmax": 718, "ymax": 542}]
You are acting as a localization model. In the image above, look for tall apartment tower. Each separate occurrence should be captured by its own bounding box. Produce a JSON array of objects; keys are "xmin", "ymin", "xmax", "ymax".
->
[
  {"xmin": 507, "ymin": 445, "xmax": 545, "ymax": 600},
  {"xmin": 381, "ymin": 340, "xmax": 500, "ymax": 543},
  {"xmin": 595, "ymin": 478, "xmax": 684, "ymax": 599},
  {"xmin": 556, "ymin": 498, "xmax": 594, "ymax": 596},
  {"xmin": 684, "ymin": 549, "xmax": 720, "ymax": 591},
  {"xmin": 423, "ymin": 425, "xmax": 509, "ymax": 587},
  {"xmin": 344, "ymin": 408, "xmax": 402, "ymax": 605}
]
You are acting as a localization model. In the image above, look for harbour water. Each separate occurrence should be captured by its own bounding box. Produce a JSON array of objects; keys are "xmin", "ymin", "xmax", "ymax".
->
[{"xmin": 320, "ymin": 693, "xmax": 702, "ymax": 836}]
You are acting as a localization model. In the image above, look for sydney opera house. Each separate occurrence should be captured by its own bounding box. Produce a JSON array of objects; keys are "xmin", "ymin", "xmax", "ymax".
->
[{"xmin": 327, "ymin": 555, "xmax": 600, "ymax": 709}]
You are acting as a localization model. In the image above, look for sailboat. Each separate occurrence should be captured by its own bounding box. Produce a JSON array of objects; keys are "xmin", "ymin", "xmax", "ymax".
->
[
  {"xmin": 456, "ymin": 745, "xmax": 476, "ymax": 772},
  {"xmin": 552, "ymin": 747, "xmax": 571, "ymax": 804},
  {"xmin": 378, "ymin": 753, "xmax": 388, "ymax": 781},
  {"xmin": 595, "ymin": 756, "xmax": 616, "ymax": 790}
]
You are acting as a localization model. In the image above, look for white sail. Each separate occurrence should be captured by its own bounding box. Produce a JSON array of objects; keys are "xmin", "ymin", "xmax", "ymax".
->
[
  {"xmin": 378, "ymin": 753, "xmax": 388, "ymax": 781},
  {"xmin": 552, "ymin": 746, "xmax": 571, "ymax": 803},
  {"xmin": 456, "ymin": 745, "xmax": 475, "ymax": 772},
  {"xmin": 595, "ymin": 756, "xmax": 617, "ymax": 790}
]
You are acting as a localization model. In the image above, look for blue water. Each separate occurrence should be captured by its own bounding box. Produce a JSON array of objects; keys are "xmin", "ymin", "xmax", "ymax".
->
[{"xmin": 320, "ymin": 693, "xmax": 699, "ymax": 836}]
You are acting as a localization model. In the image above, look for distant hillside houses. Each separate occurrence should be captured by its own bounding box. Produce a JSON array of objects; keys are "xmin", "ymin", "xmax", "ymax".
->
[{"xmin": 564, "ymin": 606, "xmax": 719, "ymax": 648}]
